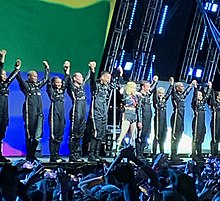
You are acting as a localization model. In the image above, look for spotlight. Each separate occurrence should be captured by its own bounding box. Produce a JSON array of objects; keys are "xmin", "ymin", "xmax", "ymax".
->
[
  {"xmin": 124, "ymin": 62, "xmax": 133, "ymax": 71},
  {"xmin": 195, "ymin": 69, "xmax": 203, "ymax": 78}
]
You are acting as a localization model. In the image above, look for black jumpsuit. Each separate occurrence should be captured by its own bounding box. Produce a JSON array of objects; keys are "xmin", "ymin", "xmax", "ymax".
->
[
  {"xmin": 152, "ymin": 85, "xmax": 173, "ymax": 155},
  {"xmin": 170, "ymin": 86, "xmax": 192, "ymax": 157},
  {"xmin": 88, "ymin": 71, "xmax": 114, "ymax": 161},
  {"xmin": 135, "ymin": 81, "xmax": 157, "ymax": 158},
  {"xmin": 191, "ymin": 87, "xmax": 211, "ymax": 157},
  {"xmin": 47, "ymin": 74, "xmax": 69, "ymax": 161},
  {"xmin": 16, "ymin": 68, "xmax": 49, "ymax": 161},
  {"xmin": 0, "ymin": 62, "xmax": 19, "ymax": 139},
  {"xmin": 67, "ymin": 71, "xmax": 90, "ymax": 161},
  {"xmin": 0, "ymin": 62, "xmax": 19, "ymax": 161}
]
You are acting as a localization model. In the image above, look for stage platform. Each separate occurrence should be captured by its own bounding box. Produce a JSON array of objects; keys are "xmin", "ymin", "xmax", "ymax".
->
[{"xmin": 0, "ymin": 154, "xmax": 197, "ymax": 172}]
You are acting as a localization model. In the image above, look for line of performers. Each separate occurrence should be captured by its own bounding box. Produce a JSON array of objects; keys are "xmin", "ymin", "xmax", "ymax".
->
[{"xmin": 0, "ymin": 49, "xmax": 219, "ymax": 163}]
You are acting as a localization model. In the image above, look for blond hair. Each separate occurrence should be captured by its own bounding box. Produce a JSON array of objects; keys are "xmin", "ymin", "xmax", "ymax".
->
[{"xmin": 125, "ymin": 81, "xmax": 137, "ymax": 95}]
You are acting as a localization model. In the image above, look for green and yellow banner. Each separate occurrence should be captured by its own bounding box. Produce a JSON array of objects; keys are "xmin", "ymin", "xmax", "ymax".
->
[{"xmin": 0, "ymin": 0, "xmax": 116, "ymax": 74}]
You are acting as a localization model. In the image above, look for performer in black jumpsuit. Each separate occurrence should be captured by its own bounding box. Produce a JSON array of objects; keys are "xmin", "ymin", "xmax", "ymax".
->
[
  {"xmin": 152, "ymin": 77, "xmax": 174, "ymax": 156},
  {"xmin": 16, "ymin": 61, "xmax": 50, "ymax": 161},
  {"xmin": 47, "ymin": 61, "xmax": 70, "ymax": 163},
  {"xmin": 191, "ymin": 81, "xmax": 212, "ymax": 161},
  {"xmin": 208, "ymin": 90, "xmax": 220, "ymax": 157},
  {"xmin": 88, "ymin": 63, "xmax": 122, "ymax": 161},
  {"xmin": 0, "ymin": 50, "xmax": 20, "ymax": 162},
  {"xmin": 137, "ymin": 75, "xmax": 158, "ymax": 159},
  {"xmin": 67, "ymin": 62, "xmax": 92, "ymax": 162},
  {"xmin": 170, "ymin": 80, "xmax": 195, "ymax": 161}
]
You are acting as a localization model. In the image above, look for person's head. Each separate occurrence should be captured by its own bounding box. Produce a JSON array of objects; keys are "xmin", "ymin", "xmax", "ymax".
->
[
  {"xmin": 28, "ymin": 70, "xmax": 38, "ymax": 83},
  {"xmin": 197, "ymin": 91, "xmax": 203, "ymax": 101},
  {"xmin": 51, "ymin": 76, "xmax": 62, "ymax": 89},
  {"xmin": 73, "ymin": 72, "xmax": 83, "ymax": 85},
  {"xmin": 157, "ymin": 87, "xmax": 165, "ymax": 98},
  {"xmin": 0, "ymin": 69, "xmax": 7, "ymax": 81},
  {"xmin": 140, "ymin": 81, "xmax": 151, "ymax": 92},
  {"xmin": 215, "ymin": 91, "xmax": 220, "ymax": 101},
  {"xmin": 162, "ymin": 190, "xmax": 184, "ymax": 201},
  {"xmin": 175, "ymin": 82, "xmax": 184, "ymax": 93},
  {"xmin": 125, "ymin": 81, "xmax": 137, "ymax": 95},
  {"xmin": 100, "ymin": 71, "xmax": 111, "ymax": 85}
]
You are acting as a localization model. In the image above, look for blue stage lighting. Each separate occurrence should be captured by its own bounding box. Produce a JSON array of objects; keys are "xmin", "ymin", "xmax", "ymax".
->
[
  {"xmin": 147, "ymin": 54, "xmax": 155, "ymax": 80},
  {"xmin": 200, "ymin": 26, "xmax": 207, "ymax": 50},
  {"xmin": 195, "ymin": 69, "xmax": 203, "ymax": 78},
  {"xmin": 188, "ymin": 67, "xmax": 193, "ymax": 76},
  {"xmin": 128, "ymin": 0, "xmax": 138, "ymax": 30},
  {"xmin": 158, "ymin": 5, "xmax": 168, "ymax": 34},
  {"xmin": 124, "ymin": 62, "xmax": 133, "ymax": 71},
  {"xmin": 205, "ymin": 2, "xmax": 218, "ymax": 12},
  {"xmin": 211, "ymin": 3, "xmax": 218, "ymax": 12},
  {"xmin": 119, "ymin": 50, "xmax": 125, "ymax": 67}
]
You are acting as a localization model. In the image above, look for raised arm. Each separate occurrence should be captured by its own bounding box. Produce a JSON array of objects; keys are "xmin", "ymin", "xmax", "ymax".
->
[
  {"xmin": 191, "ymin": 80, "xmax": 198, "ymax": 111},
  {"xmin": 150, "ymin": 75, "xmax": 158, "ymax": 94},
  {"xmin": 62, "ymin": 60, "xmax": 70, "ymax": 90},
  {"xmin": 6, "ymin": 59, "xmax": 21, "ymax": 86},
  {"xmin": 38, "ymin": 61, "xmax": 50, "ymax": 88},
  {"xmin": 164, "ymin": 77, "xmax": 174, "ymax": 101},
  {"xmin": 0, "ymin": 49, "xmax": 7, "ymax": 70},
  {"xmin": 204, "ymin": 81, "xmax": 212, "ymax": 102},
  {"xmin": 16, "ymin": 59, "xmax": 30, "ymax": 94},
  {"xmin": 88, "ymin": 61, "xmax": 96, "ymax": 93}
]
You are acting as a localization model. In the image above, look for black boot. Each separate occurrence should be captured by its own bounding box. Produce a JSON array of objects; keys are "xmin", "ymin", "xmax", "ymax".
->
[
  {"xmin": 95, "ymin": 140, "xmax": 103, "ymax": 162},
  {"xmin": 26, "ymin": 139, "xmax": 34, "ymax": 161},
  {"xmin": 32, "ymin": 140, "xmax": 40, "ymax": 161},
  {"xmin": 197, "ymin": 143, "xmax": 204, "ymax": 161},
  {"xmin": 88, "ymin": 138, "xmax": 97, "ymax": 161},
  {"xmin": 159, "ymin": 143, "xmax": 164, "ymax": 153},
  {"xmin": 152, "ymin": 138, "xmax": 158, "ymax": 156},
  {"xmin": 50, "ymin": 141, "xmax": 66, "ymax": 163},
  {"xmin": 69, "ymin": 139, "xmax": 84, "ymax": 162},
  {"xmin": 0, "ymin": 142, "xmax": 10, "ymax": 162},
  {"xmin": 171, "ymin": 141, "xmax": 181, "ymax": 162},
  {"xmin": 136, "ymin": 141, "xmax": 144, "ymax": 160},
  {"xmin": 211, "ymin": 140, "xmax": 218, "ymax": 157}
]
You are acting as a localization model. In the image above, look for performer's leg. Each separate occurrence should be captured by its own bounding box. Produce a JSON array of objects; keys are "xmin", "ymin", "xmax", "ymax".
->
[
  {"xmin": 117, "ymin": 120, "xmax": 130, "ymax": 149},
  {"xmin": 0, "ymin": 123, "xmax": 10, "ymax": 162}
]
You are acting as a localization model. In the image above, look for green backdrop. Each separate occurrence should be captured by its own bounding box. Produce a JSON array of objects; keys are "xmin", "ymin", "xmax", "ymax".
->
[{"xmin": 0, "ymin": 0, "xmax": 115, "ymax": 74}]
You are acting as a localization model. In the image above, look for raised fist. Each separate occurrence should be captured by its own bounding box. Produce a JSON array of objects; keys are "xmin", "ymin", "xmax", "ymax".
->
[
  {"xmin": 15, "ymin": 59, "xmax": 21, "ymax": 69},
  {"xmin": 169, "ymin": 77, "xmax": 174, "ymax": 85},
  {"xmin": 63, "ymin": 60, "xmax": 70, "ymax": 68},
  {"xmin": 0, "ymin": 49, "xmax": 7, "ymax": 56},
  {"xmin": 153, "ymin": 75, "xmax": 159, "ymax": 82},
  {"xmin": 88, "ymin": 61, "xmax": 96, "ymax": 69},
  {"xmin": 43, "ymin": 61, "xmax": 50, "ymax": 70}
]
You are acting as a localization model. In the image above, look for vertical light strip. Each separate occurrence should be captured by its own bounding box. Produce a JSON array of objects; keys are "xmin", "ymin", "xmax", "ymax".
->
[{"xmin": 158, "ymin": 5, "xmax": 168, "ymax": 34}]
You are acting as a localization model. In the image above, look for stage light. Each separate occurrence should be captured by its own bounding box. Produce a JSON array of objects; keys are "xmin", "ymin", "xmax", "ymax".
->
[
  {"xmin": 205, "ymin": 2, "xmax": 218, "ymax": 12},
  {"xmin": 119, "ymin": 50, "xmax": 125, "ymax": 67},
  {"xmin": 114, "ymin": 60, "xmax": 118, "ymax": 68},
  {"xmin": 147, "ymin": 54, "xmax": 155, "ymax": 80},
  {"xmin": 188, "ymin": 67, "xmax": 193, "ymax": 76},
  {"xmin": 158, "ymin": 5, "xmax": 168, "ymax": 34},
  {"xmin": 124, "ymin": 137, "xmax": 130, "ymax": 144},
  {"xmin": 200, "ymin": 26, "xmax": 207, "ymax": 50},
  {"xmin": 195, "ymin": 69, "xmax": 203, "ymax": 78},
  {"xmin": 128, "ymin": 0, "xmax": 138, "ymax": 30},
  {"xmin": 211, "ymin": 3, "xmax": 218, "ymax": 12},
  {"xmin": 124, "ymin": 62, "xmax": 133, "ymax": 70}
]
